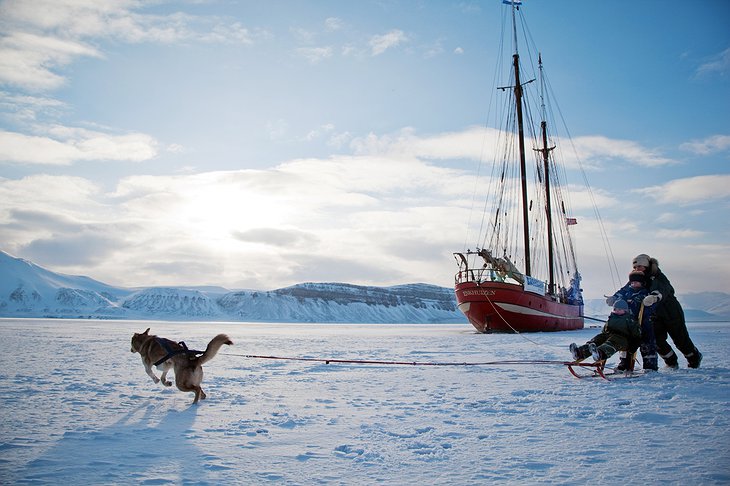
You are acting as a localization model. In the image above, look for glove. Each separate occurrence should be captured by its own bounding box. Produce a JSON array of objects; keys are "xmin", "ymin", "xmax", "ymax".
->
[
  {"xmin": 605, "ymin": 295, "xmax": 617, "ymax": 306},
  {"xmin": 643, "ymin": 291, "xmax": 662, "ymax": 306}
]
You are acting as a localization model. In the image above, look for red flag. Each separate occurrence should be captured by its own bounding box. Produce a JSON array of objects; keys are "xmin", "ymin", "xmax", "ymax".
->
[{"xmin": 566, "ymin": 217, "xmax": 578, "ymax": 226}]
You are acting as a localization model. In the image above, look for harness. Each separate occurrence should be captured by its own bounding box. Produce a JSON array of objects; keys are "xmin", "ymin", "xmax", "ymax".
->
[{"xmin": 153, "ymin": 338, "xmax": 204, "ymax": 366}]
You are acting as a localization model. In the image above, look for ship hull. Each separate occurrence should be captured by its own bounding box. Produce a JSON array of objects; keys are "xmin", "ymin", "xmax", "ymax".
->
[{"xmin": 455, "ymin": 281, "xmax": 584, "ymax": 333}]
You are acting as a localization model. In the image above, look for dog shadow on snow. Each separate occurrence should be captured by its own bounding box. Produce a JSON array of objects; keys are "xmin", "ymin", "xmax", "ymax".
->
[{"xmin": 19, "ymin": 403, "xmax": 214, "ymax": 484}]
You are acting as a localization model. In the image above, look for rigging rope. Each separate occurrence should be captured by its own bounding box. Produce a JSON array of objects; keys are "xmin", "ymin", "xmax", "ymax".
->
[
  {"xmin": 482, "ymin": 289, "xmax": 544, "ymax": 345},
  {"xmin": 477, "ymin": 282, "xmax": 605, "ymax": 347}
]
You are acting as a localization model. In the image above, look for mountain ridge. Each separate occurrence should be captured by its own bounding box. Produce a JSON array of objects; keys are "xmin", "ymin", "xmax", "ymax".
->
[
  {"xmin": 1, "ymin": 250, "xmax": 728, "ymax": 322},
  {"xmin": 0, "ymin": 251, "xmax": 466, "ymax": 323}
]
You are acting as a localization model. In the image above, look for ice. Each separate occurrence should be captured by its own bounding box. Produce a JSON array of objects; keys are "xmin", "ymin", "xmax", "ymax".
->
[{"xmin": 0, "ymin": 319, "xmax": 728, "ymax": 484}]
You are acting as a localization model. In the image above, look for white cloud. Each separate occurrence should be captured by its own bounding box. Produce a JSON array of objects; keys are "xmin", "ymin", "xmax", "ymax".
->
[
  {"xmin": 0, "ymin": 32, "xmax": 101, "ymax": 90},
  {"xmin": 233, "ymin": 227, "xmax": 319, "ymax": 247},
  {"xmin": 266, "ymin": 119, "xmax": 289, "ymax": 140},
  {"xmin": 347, "ymin": 127, "xmax": 678, "ymax": 172},
  {"xmin": 563, "ymin": 185, "xmax": 620, "ymax": 211},
  {"xmin": 0, "ymin": 149, "xmax": 473, "ymax": 287},
  {"xmin": 655, "ymin": 228, "xmax": 705, "ymax": 239},
  {"xmin": 569, "ymin": 135, "xmax": 674, "ymax": 168},
  {"xmin": 327, "ymin": 131, "xmax": 353, "ymax": 149},
  {"xmin": 290, "ymin": 27, "xmax": 316, "ymax": 44},
  {"xmin": 295, "ymin": 46, "xmax": 333, "ymax": 64},
  {"xmin": 302, "ymin": 124, "xmax": 335, "ymax": 142},
  {"xmin": 0, "ymin": 173, "xmax": 98, "ymax": 201},
  {"xmin": 0, "ymin": 0, "xmax": 129, "ymax": 38},
  {"xmin": 2, "ymin": 126, "xmax": 728, "ymax": 292},
  {"xmin": 324, "ymin": 17, "xmax": 344, "ymax": 32},
  {"xmin": 0, "ymin": 128, "xmax": 157, "ymax": 165},
  {"xmin": 0, "ymin": 0, "xmax": 257, "ymax": 92},
  {"xmin": 696, "ymin": 47, "xmax": 730, "ymax": 77},
  {"xmin": 638, "ymin": 174, "xmax": 730, "ymax": 205},
  {"xmin": 197, "ymin": 22, "xmax": 256, "ymax": 45},
  {"xmin": 680, "ymin": 134, "xmax": 730, "ymax": 155},
  {"xmin": 423, "ymin": 40, "xmax": 444, "ymax": 59},
  {"xmin": 350, "ymin": 126, "xmax": 496, "ymax": 160},
  {"xmin": 369, "ymin": 30, "xmax": 408, "ymax": 56},
  {"xmin": 0, "ymin": 90, "xmax": 66, "ymax": 119},
  {"xmin": 341, "ymin": 44, "xmax": 356, "ymax": 57}
]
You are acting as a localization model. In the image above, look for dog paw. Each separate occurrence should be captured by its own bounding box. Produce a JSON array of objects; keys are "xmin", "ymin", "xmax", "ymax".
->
[
  {"xmin": 163, "ymin": 380, "xmax": 172, "ymax": 387},
  {"xmin": 153, "ymin": 377, "xmax": 160, "ymax": 384}
]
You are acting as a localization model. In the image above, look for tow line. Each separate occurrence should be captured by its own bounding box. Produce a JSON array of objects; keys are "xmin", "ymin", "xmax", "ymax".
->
[
  {"xmin": 224, "ymin": 353, "xmax": 617, "ymax": 380},
  {"xmin": 226, "ymin": 353, "xmax": 573, "ymax": 368}
]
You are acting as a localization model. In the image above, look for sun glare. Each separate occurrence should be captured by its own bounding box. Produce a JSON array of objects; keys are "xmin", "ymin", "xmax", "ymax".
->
[{"xmin": 176, "ymin": 182, "xmax": 288, "ymax": 244}]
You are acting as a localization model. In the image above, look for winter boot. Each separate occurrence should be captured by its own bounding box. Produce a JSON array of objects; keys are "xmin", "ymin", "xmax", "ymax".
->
[
  {"xmin": 661, "ymin": 350, "xmax": 679, "ymax": 369},
  {"xmin": 570, "ymin": 343, "xmax": 591, "ymax": 361},
  {"xmin": 589, "ymin": 343, "xmax": 606, "ymax": 362},
  {"xmin": 642, "ymin": 354, "xmax": 659, "ymax": 371},
  {"xmin": 615, "ymin": 351, "xmax": 633, "ymax": 372},
  {"xmin": 616, "ymin": 356, "xmax": 633, "ymax": 372},
  {"xmin": 641, "ymin": 343, "xmax": 658, "ymax": 371},
  {"xmin": 686, "ymin": 348, "xmax": 703, "ymax": 369}
]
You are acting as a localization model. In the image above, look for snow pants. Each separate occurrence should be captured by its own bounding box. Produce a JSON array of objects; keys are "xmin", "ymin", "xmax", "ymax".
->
[
  {"xmin": 652, "ymin": 312, "xmax": 696, "ymax": 362},
  {"xmin": 638, "ymin": 318, "xmax": 658, "ymax": 370},
  {"xmin": 590, "ymin": 332, "xmax": 629, "ymax": 360}
]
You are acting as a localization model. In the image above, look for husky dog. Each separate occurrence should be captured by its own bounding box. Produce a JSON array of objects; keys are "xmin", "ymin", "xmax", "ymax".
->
[{"xmin": 130, "ymin": 328, "xmax": 232, "ymax": 404}]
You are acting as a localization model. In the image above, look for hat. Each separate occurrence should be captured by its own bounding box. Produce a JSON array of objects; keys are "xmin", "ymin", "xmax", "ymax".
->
[
  {"xmin": 629, "ymin": 271, "xmax": 645, "ymax": 284},
  {"xmin": 633, "ymin": 254, "xmax": 650, "ymax": 267},
  {"xmin": 613, "ymin": 299, "xmax": 629, "ymax": 311}
]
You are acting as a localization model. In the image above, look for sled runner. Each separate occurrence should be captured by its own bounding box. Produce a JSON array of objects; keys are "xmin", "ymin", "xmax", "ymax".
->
[
  {"xmin": 566, "ymin": 359, "xmax": 609, "ymax": 380},
  {"xmin": 566, "ymin": 354, "xmax": 651, "ymax": 381}
]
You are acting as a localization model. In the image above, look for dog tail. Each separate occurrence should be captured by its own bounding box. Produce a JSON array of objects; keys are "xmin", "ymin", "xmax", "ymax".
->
[{"xmin": 197, "ymin": 334, "xmax": 233, "ymax": 366}]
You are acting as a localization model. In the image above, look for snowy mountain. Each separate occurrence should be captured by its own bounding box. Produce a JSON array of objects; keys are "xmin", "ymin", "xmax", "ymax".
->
[
  {"xmin": 217, "ymin": 282, "xmax": 462, "ymax": 323},
  {"xmin": 1, "ymin": 250, "xmax": 727, "ymax": 322},
  {"xmin": 0, "ymin": 250, "xmax": 131, "ymax": 318},
  {"xmin": 122, "ymin": 287, "xmax": 224, "ymax": 318},
  {"xmin": 0, "ymin": 251, "xmax": 465, "ymax": 323}
]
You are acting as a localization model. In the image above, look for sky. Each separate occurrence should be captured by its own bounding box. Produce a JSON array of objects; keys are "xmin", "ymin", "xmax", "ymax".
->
[{"xmin": 0, "ymin": 0, "xmax": 729, "ymax": 298}]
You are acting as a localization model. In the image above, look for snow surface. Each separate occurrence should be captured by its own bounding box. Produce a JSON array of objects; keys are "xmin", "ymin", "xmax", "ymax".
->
[{"xmin": 1, "ymin": 319, "xmax": 728, "ymax": 485}]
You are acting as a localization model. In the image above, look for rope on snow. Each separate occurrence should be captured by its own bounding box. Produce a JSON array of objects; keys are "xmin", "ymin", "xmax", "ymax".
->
[{"xmin": 223, "ymin": 352, "xmax": 583, "ymax": 368}]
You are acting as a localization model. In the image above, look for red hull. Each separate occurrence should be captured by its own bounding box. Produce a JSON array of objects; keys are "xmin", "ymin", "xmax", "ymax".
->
[{"xmin": 455, "ymin": 281, "xmax": 583, "ymax": 333}]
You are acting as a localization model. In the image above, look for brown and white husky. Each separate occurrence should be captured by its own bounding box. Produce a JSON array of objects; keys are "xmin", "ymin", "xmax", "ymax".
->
[{"xmin": 130, "ymin": 328, "xmax": 232, "ymax": 404}]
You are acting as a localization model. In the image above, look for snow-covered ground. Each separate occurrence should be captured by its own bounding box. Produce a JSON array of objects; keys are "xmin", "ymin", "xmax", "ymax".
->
[{"xmin": 1, "ymin": 319, "xmax": 728, "ymax": 485}]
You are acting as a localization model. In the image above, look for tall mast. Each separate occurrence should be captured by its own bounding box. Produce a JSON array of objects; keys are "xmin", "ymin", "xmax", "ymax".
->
[
  {"xmin": 511, "ymin": 2, "xmax": 531, "ymax": 276},
  {"xmin": 537, "ymin": 54, "xmax": 557, "ymax": 295}
]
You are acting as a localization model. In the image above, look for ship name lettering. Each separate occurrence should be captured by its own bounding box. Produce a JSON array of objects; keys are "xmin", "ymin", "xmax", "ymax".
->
[{"xmin": 462, "ymin": 289, "xmax": 496, "ymax": 297}]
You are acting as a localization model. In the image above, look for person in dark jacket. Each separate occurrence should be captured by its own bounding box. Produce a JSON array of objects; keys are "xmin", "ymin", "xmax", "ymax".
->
[
  {"xmin": 607, "ymin": 270, "xmax": 658, "ymax": 371},
  {"xmin": 632, "ymin": 253, "xmax": 702, "ymax": 369},
  {"xmin": 569, "ymin": 299, "xmax": 641, "ymax": 363}
]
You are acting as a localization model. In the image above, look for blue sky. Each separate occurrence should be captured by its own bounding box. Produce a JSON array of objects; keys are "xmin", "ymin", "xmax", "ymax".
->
[{"xmin": 1, "ymin": 0, "xmax": 729, "ymax": 298}]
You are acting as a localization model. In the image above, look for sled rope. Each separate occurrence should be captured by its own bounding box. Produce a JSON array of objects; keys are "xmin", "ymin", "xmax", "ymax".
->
[{"xmin": 224, "ymin": 352, "xmax": 575, "ymax": 367}]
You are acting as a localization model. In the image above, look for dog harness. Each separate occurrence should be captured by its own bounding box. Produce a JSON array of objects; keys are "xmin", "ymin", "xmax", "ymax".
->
[{"xmin": 153, "ymin": 338, "xmax": 204, "ymax": 366}]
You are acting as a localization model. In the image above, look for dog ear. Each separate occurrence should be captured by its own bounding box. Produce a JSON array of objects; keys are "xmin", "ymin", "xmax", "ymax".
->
[{"xmin": 143, "ymin": 328, "xmax": 150, "ymax": 335}]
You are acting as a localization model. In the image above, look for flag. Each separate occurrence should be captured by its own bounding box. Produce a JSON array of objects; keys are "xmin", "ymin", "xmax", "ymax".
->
[
  {"xmin": 566, "ymin": 217, "xmax": 578, "ymax": 226},
  {"xmin": 502, "ymin": 0, "xmax": 522, "ymax": 5}
]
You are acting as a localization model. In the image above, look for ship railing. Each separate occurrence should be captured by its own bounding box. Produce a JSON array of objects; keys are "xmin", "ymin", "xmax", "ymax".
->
[{"xmin": 455, "ymin": 267, "xmax": 517, "ymax": 286}]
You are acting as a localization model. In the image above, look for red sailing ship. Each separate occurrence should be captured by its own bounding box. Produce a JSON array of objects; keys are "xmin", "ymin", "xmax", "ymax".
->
[{"xmin": 454, "ymin": 1, "xmax": 584, "ymax": 333}]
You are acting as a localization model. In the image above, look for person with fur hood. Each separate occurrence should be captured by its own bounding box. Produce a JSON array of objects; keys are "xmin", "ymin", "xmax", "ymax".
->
[{"xmin": 632, "ymin": 253, "xmax": 702, "ymax": 369}]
